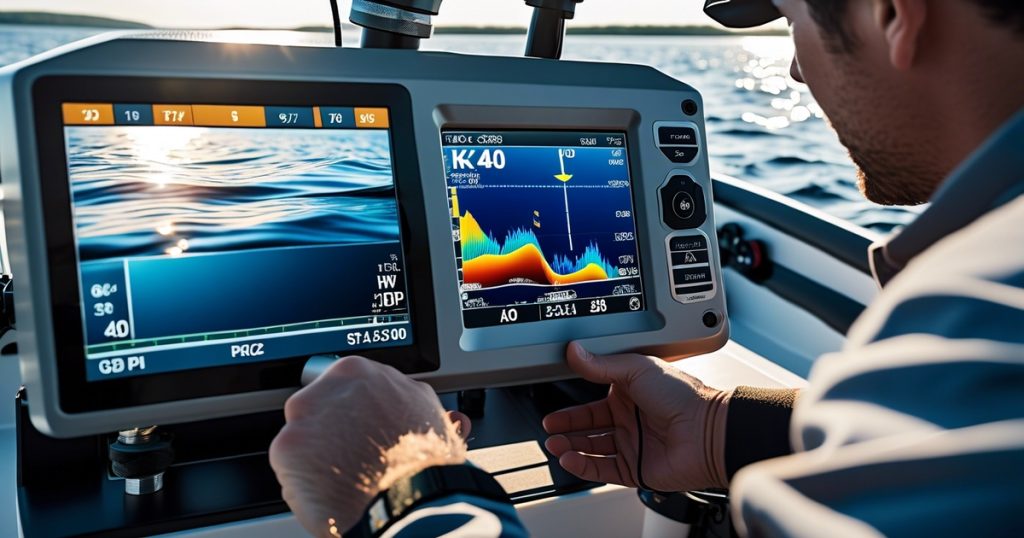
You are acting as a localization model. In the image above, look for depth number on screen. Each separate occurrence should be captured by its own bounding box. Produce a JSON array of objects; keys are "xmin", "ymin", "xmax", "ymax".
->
[
  {"xmin": 450, "ymin": 149, "xmax": 507, "ymax": 170},
  {"xmin": 347, "ymin": 327, "xmax": 408, "ymax": 346}
]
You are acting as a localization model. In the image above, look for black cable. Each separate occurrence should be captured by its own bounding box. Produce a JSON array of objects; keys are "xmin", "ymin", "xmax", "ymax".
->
[
  {"xmin": 329, "ymin": 0, "xmax": 343, "ymax": 47},
  {"xmin": 634, "ymin": 405, "xmax": 673, "ymax": 496}
]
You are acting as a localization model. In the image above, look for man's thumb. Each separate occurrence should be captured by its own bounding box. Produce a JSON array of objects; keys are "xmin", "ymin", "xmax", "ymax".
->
[{"xmin": 566, "ymin": 342, "xmax": 646, "ymax": 385}]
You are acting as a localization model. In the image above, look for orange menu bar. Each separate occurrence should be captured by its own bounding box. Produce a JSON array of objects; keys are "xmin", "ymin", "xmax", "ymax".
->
[
  {"xmin": 152, "ymin": 105, "xmax": 194, "ymax": 126},
  {"xmin": 355, "ymin": 108, "xmax": 390, "ymax": 129},
  {"xmin": 62, "ymin": 102, "xmax": 391, "ymax": 130},
  {"xmin": 62, "ymin": 103, "xmax": 115, "ymax": 125},
  {"xmin": 192, "ymin": 105, "xmax": 267, "ymax": 128}
]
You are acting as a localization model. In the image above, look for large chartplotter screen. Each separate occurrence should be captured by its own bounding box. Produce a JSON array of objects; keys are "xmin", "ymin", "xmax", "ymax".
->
[
  {"xmin": 442, "ymin": 131, "xmax": 646, "ymax": 328},
  {"xmin": 61, "ymin": 102, "xmax": 413, "ymax": 381}
]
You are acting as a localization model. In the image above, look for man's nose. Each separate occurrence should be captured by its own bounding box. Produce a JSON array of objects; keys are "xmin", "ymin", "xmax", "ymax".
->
[{"xmin": 790, "ymin": 57, "xmax": 805, "ymax": 83}]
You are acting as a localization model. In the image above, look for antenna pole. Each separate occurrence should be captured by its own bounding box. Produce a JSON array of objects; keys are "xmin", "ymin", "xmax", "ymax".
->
[{"xmin": 525, "ymin": 0, "xmax": 584, "ymax": 59}]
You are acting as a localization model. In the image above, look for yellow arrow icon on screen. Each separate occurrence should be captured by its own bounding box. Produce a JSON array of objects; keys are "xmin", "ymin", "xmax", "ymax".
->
[{"xmin": 555, "ymin": 149, "xmax": 573, "ymax": 182}]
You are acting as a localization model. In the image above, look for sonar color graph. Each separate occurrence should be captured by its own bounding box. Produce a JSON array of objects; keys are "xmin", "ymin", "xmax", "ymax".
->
[
  {"xmin": 442, "ymin": 131, "xmax": 646, "ymax": 328},
  {"xmin": 459, "ymin": 210, "xmax": 618, "ymax": 288}
]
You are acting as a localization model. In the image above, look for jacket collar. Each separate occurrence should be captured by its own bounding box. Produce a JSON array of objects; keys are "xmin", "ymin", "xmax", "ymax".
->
[{"xmin": 870, "ymin": 109, "xmax": 1024, "ymax": 287}]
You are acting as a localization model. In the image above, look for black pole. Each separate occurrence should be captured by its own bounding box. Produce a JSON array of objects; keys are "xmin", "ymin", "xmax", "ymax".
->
[
  {"xmin": 361, "ymin": 28, "xmax": 422, "ymax": 50},
  {"xmin": 525, "ymin": 8, "xmax": 566, "ymax": 59}
]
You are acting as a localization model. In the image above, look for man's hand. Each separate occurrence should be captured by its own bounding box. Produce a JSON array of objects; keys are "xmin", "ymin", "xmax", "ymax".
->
[
  {"xmin": 543, "ymin": 343, "xmax": 729, "ymax": 492},
  {"xmin": 269, "ymin": 356, "xmax": 471, "ymax": 538}
]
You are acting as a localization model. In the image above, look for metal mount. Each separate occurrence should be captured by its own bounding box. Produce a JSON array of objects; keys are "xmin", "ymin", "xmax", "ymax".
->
[
  {"xmin": 109, "ymin": 426, "xmax": 175, "ymax": 495},
  {"xmin": 350, "ymin": 0, "xmax": 445, "ymax": 50}
]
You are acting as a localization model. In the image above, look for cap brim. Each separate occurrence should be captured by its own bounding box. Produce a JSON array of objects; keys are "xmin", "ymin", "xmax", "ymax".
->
[{"xmin": 703, "ymin": 0, "xmax": 783, "ymax": 29}]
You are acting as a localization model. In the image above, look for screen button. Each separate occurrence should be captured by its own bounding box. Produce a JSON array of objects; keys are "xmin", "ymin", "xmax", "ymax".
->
[
  {"xmin": 355, "ymin": 108, "xmax": 390, "ymax": 129},
  {"xmin": 673, "ymin": 266, "xmax": 713, "ymax": 286},
  {"xmin": 320, "ymin": 107, "xmax": 357, "ymax": 128},
  {"xmin": 114, "ymin": 104, "xmax": 154, "ymax": 125},
  {"xmin": 672, "ymin": 191, "xmax": 696, "ymax": 220},
  {"xmin": 660, "ymin": 175, "xmax": 707, "ymax": 230},
  {"xmin": 669, "ymin": 235, "xmax": 708, "ymax": 252},
  {"xmin": 152, "ymin": 105, "xmax": 194, "ymax": 126},
  {"xmin": 660, "ymin": 146, "xmax": 699, "ymax": 164},
  {"xmin": 658, "ymin": 126, "xmax": 698, "ymax": 145},
  {"xmin": 671, "ymin": 249, "xmax": 709, "ymax": 266},
  {"xmin": 265, "ymin": 106, "xmax": 316, "ymax": 128},
  {"xmin": 463, "ymin": 305, "xmax": 541, "ymax": 328},
  {"xmin": 192, "ymin": 105, "xmax": 267, "ymax": 127},
  {"xmin": 62, "ymin": 103, "xmax": 114, "ymax": 125}
]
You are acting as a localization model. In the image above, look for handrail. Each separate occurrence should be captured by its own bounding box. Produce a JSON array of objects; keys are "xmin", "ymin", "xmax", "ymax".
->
[{"xmin": 711, "ymin": 173, "xmax": 881, "ymax": 274}]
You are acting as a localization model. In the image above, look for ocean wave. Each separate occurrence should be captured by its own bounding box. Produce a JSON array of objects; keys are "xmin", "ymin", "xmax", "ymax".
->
[{"xmin": 67, "ymin": 125, "xmax": 401, "ymax": 261}]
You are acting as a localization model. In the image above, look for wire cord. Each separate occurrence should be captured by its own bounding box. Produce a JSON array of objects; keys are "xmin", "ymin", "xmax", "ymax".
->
[
  {"xmin": 634, "ymin": 405, "xmax": 674, "ymax": 495},
  {"xmin": 329, "ymin": 0, "xmax": 343, "ymax": 47}
]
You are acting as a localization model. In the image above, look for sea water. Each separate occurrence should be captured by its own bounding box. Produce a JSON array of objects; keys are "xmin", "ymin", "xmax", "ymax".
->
[{"xmin": 0, "ymin": 25, "xmax": 918, "ymax": 232}]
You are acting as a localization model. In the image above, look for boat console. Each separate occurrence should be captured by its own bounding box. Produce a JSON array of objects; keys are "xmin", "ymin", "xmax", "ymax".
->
[
  {"xmin": 4, "ymin": 36, "xmax": 727, "ymax": 437},
  {"xmin": 0, "ymin": 3, "xmax": 742, "ymax": 535}
]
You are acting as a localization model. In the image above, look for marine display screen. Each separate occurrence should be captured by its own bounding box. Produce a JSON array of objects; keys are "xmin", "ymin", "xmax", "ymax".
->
[
  {"xmin": 442, "ymin": 131, "xmax": 645, "ymax": 328},
  {"xmin": 61, "ymin": 102, "xmax": 413, "ymax": 381}
]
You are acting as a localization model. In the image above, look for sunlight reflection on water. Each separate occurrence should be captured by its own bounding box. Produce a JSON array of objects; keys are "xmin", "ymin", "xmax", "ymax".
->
[{"xmin": 0, "ymin": 26, "xmax": 918, "ymax": 231}]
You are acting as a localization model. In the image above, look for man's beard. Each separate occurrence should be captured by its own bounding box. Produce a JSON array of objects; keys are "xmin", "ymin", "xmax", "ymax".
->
[
  {"xmin": 848, "ymin": 145, "xmax": 938, "ymax": 206},
  {"xmin": 825, "ymin": 115, "xmax": 944, "ymax": 206}
]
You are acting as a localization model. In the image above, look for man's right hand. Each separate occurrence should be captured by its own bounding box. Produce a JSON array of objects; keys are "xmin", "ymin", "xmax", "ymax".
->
[{"xmin": 543, "ymin": 342, "xmax": 730, "ymax": 492}]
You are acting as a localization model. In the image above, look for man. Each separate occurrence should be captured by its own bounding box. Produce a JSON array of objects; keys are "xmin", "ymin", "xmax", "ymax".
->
[{"xmin": 269, "ymin": 0, "xmax": 1024, "ymax": 535}]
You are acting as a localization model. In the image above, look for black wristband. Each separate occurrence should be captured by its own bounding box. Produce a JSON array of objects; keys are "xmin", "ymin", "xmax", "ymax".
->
[
  {"xmin": 725, "ymin": 386, "xmax": 798, "ymax": 480},
  {"xmin": 346, "ymin": 464, "xmax": 511, "ymax": 538}
]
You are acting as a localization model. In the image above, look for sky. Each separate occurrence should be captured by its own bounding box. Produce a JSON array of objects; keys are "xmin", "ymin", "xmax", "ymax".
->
[{"xmin": 5, "ymin": 0, "xmax": 730, "ymax": 29}]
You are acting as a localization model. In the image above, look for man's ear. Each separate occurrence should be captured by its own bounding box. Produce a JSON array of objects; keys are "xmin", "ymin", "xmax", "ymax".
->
[{"xmin": 876, "ymin": 0, "xmax": 927, "ymax": 70}]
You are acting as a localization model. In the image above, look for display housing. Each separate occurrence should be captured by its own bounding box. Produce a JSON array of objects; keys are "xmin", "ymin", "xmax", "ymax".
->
[
  {"xmin": 4, "ymin": 37, "xmax": 728, "ymax": 437},
  {"xmin": 32, "ymin": 77, "xmax": 439, "ymax": 413}
]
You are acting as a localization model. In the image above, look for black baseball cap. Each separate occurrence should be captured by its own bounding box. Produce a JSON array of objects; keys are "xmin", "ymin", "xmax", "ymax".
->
[{"xmin": 703, "ymin": 0, "xmax": 783, "ymax": 28}]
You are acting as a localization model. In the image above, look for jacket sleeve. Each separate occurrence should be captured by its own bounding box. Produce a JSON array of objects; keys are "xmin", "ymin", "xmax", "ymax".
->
[
  {"xmin": 730, "ymin": 197, "xmax": 1024, "ymax": 537},
  {"xmin": 725, "ymin": 386, "xmax": 799, "ymax": 480}
]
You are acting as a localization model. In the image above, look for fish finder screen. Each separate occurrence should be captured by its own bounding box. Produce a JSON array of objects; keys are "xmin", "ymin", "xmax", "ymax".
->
[
  {"xmin": 442, "ymin": 131, "xmax": 645, "ymax": 328},
  {"xmin": 61, "ymin": 103, "xmax": 413, "ymax": 381}
]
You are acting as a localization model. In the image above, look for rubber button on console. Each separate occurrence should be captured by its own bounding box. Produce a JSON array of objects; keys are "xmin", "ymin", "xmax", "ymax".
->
[
  {"xmin": 670, "ymin": 235, "xmax": 708, "ymax": 252},
  {"xmin": 660, "ymin": 175, "xmax": 707, "ymax": 230},
  {"xmin": 660, "ymin": 146, "xmax": 699, "ymax": 164},
  {"xmin": 671, "ymin": 249, "xmax": 709, "ymax": 266},
  {"xmin": 672, "ymin": 191, "xmax": 696, "ymax": 220},
  {"xmin": 673, "ymin": 266, "xmax": 713, "ymax": 286},
  {"xmin": 658, "ymin": 126, "xmax": 698, "ymax": 145}
]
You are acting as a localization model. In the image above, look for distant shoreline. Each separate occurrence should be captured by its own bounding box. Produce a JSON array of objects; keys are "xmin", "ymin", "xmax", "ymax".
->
[
  {"xmin": 0, "ymin": 12, "xmax": 151, "ymax": 29},
  {"xmin": 0, "ymin": 11, "xmax": 787, "ymax": 37}
]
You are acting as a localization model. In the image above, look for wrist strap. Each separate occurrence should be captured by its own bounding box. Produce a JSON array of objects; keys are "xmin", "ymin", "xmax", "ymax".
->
[{"xmin": 346, "ymin": 464, "xmax": 511, "ymax": 538}]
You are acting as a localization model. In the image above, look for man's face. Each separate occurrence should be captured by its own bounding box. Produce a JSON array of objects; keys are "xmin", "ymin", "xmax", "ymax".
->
[{"xmin": 774, "ymin": 0, "xmax": 946, "ymax": 205}]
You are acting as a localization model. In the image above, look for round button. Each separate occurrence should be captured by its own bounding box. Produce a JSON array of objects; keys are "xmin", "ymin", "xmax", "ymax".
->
[
  {"xmin": 702, "ymin": 311, "xmax": 720, "ymax": 328},
  {"xmin": 672, "ymin": 191, "xmax": 696, "ymax": 220}
]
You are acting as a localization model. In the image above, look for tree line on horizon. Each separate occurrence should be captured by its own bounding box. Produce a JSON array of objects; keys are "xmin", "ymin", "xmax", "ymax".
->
[{"xmin": 0, "ymin": 11, "xmax": 786, "ymax": 36}]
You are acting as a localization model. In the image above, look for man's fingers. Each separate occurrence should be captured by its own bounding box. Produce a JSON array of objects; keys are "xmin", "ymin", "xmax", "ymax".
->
[
  {"xmin": 565, "ymin": 341, "xmax": 651, "ymax": 386},
  {"xmin": 545, "ymin": 433, "xmax": 617, "ymax": 457},
  {"xmin": 558, "ymin": 451, "xmax": 635, "ymax": 487},
  {"xmin": 446, "ymin": 411, "xmax": 472, "ymax": 441},
  {"xmin": 542, "ymin": 399, "xmax": 614, "ymax": 434}
]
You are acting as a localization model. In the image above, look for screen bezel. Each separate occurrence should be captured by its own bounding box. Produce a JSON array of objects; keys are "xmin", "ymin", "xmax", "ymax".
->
[
  {"xmin": 33, "ymin": 76, "xmax": 439, "ymax": 414},
  {"xmin": 439, "ymin": 129, "xmax": 648, "ymax": 330},
  {"xmin": 435, "ymin": 105, "xmax": 666, "ymax": 352}
]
